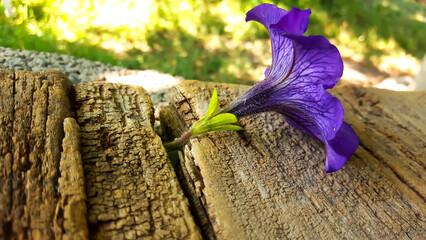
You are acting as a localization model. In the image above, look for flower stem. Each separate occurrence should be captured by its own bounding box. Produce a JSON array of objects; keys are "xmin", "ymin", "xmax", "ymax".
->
[{"xmin": 163, "ymin": 129, "xmax": 193, "ymax": 151}]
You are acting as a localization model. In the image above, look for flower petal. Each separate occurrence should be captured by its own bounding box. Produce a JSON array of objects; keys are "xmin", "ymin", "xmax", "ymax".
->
[
  {"xmin": 272, "ymin": 34, "xmax": 344, "ymax": 89},
  {"xmin": 282, "ymin": 109, "xmax": 358, "ymax": 173},
  {"xmin": 225, "ymin": 36, "xmax": 344, "ymax": 140},
  {"xmin": 252, "ymin": 29, "xmax": 343, "ymax": 92},
  {"xmin": 325, "ymin": 122, "xmax": 359, "ymax": 173},
  {"xmin": 246, "ymin": 4, "xmax": 294, "ymax": 88},
  {"xmin": 271, "ymin": 7, "xmax": 311, "ymax": 35},
  {"xmin": 264, "ymin": 67, "xmax": 271, "ymax": 78},
  {"xmin": 225, "ymin": 83, "xmax": 344, "ymax": 141},
  {"xmin": 265, "ymin": 105, "xmax": 356, "ymax": 173},
  {"xmin": 270, "ymin": 106, "xmax": 357, "ymax": 173},
  {"xmin": 275, "ymin": 89, "xmax": 344, "ymax": 141},
  {"xmin": 245, "ymin": 3, "xmax": 288, "ymax": 31},
  {"xmin": 224, "ymin": 3, "xmax": 358, "ymax": 173}
]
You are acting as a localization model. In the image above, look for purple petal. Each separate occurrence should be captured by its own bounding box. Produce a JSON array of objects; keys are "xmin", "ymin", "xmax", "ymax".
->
[
  {"xmin": 223, "ymin": 3, "xmax": 358, "ymax": 172},
  {"xmin": 275, "ymin": 90, "xmax": 344, "ymax": 141},
  {"xmin": 227, "ymin": 5, "xmax": 344, "ymax": 141},
  {"xmin": 325, "ymin": 122, "xmax": 359, "ymax": 173},
  {"xmin": 252, "ymin": 30, "xmax": 343, "ymax": 93},
  {"xmin": 280, "ymin": 109, "xmax": 357, "ymax": 173},
  {"xmin": 274, "ymin": 34, "xmax": 343, "ymax": 89},
  {"xmin": 255, "ymin": 67, "xmax": 270, "ymax": 85},
  {"xmin": 261, "ymin": 33, "xmax": 343, "ymax": 90},
  {"xmin": 245, "ymin": 3, "xmax": 288, "ymax": 31},
  {"xmin": 246, "ymin": 4, "xmax": 294, "ymax": 87},
  {"xmin": 225, "ymin": 83, "xmax": 344, "ymax": 141},
  {"xmin": 271, "ymin": 8, "xmax": 311, "ymax": 35},
  {"xmin": 225, "ymin": 33, "xmax": 344, "ymax": 140},
  {"xmin": 264, "ymin": 67, "xmax": 271, "ymax": 78}
]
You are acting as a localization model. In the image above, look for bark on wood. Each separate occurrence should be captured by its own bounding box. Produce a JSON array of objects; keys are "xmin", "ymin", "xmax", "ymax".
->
[
  {"xmin": 0, "ymin": 69, "xmax": 74, "ymax": 239},
  {"xmin": 160, "ymin": 80, "xmax": 426, "ymax": 240},
  {"xmin": 75, "ymin": 82, "xmax": 201, "ymax": 240}
]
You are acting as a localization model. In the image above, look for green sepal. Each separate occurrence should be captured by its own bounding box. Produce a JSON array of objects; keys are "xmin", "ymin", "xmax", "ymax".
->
[
  {"xmin": 192, "ymin": 113, "xmax": 242, "ymax": 135},
  {"xmin": 191, "ymin": 124, "xmax": 208, "ymax": 135},
  {"xmin": 193, "ymin": 88, "xmax": 219, "ymax": 129},
  {"xmin": 205, "ymin": 88, "xmax": 220, "ymax": 119},
  {"xmin": 165, "ymin": 88, "xmax": 244, "ymax": 152},
  {"xmin": 204, "ymin": 113, "xmax": 238, "ymax": 128},
  {"xmin": 190, "ymin": 88, "xmax": 244, "ymax": 136},
  {"xmin": 208, "ymin": 124, "xmax": 244, "ymax": 132}
]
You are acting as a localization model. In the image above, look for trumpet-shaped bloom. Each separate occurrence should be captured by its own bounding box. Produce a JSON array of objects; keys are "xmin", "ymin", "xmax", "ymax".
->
[{"xmin": 223, "ymin": 4, "xmax": 358, "ymax": 172}]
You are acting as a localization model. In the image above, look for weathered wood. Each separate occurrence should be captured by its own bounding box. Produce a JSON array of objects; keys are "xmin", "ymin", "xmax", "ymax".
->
[
  {"xmin": 0, "ymin": 69, "xmax": 75, "ymax": 239},
  {"xmin": 75, "ymin": 82, "xmax": 201, "ymax": 240},
  {"xmin": 160, "ymin": 80, "xmax": 426, "ymax": 240},
  {"xmin": 331, "ymin": 85, "xmax": 426, "ymax": 198},
  {"xmin": 58, "ymin": 117, "xmax": 88, "ymax": 240}
]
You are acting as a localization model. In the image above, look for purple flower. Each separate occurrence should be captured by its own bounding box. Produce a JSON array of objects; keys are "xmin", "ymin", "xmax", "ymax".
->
[{"xmin": 223, "ymin": 4, "xmax": 359, "ymax": 173}]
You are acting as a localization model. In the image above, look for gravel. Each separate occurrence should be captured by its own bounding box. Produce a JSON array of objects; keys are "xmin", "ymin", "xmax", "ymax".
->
[
  {"xmin": 0, "ymin": 46, "xmax": 184, "ymax": 105},
  {"xmin": 0, "ymin": 47, "xmax": 125, "ymax": 84}
]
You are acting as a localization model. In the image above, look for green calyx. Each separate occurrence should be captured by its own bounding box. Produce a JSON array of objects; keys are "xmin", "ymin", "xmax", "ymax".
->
[
  {"xmin": 163, "ymin": 88, "xmax": 243, "ymax": 152},
  {"xmin": 192, "ymin": 88, "xmax": 243, "ymax": 135}
]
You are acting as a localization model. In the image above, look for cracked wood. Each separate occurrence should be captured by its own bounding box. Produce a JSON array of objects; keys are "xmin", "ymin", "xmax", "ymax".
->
[
  {"xmin": 0, "ymin": 69, "xmax": 76, "ymax": 239},
  {"xmin": 75, "ymin": 82, "xmax": 201, "ymax": 240},
  {"xmin": 161, "ymin": 80, "xmax": 426, "ymax": 240}
]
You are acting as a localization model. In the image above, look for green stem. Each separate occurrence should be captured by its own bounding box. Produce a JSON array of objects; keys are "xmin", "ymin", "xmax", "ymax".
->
[{"xmin": 163, "ymin": 129, "xmax": 193, "ymax": 151}]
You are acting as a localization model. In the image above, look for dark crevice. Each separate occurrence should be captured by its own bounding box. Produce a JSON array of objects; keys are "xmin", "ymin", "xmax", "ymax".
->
[
  {"xmin": 145, "ymin": 185, "xmax": 156, "ymax": 236},
  {"xmin": 163, "ymin": 88, "xmax": 216, "ymax": 239},
  {"xmin": 87, "ymin": 222, "xmax": 101, "ymax": 239},
  {"xmin": 175, "ymin": 87, "xmax": 198, "ymax": 128},
  {"xmin": 9, "ymin": 70, "xmax": 17, "ymax": 236},
  {"xmin": 20, "ymin": 73, "xmax": 33, "ymax": 173},
  {"xmin": 174, "ymin": 155, "xmax": 216, "ymax": 240},
  {"xmin": 2, "ymin": 220, "xmax": 12, "ymax": 240}
]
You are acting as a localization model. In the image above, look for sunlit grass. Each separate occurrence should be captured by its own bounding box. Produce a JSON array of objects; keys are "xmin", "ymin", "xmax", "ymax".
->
[{"xmin": 1, "ymin": 0, "xmax": 425, "ymax": 84}]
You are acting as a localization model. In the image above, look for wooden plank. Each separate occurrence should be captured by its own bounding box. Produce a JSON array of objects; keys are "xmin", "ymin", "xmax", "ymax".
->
[
  {"xmin": 75, "ymin": 82, "xmax": 201, "ymax": 240},
  {"xmin": 0, "ymin": 69, "xmax": 76, "ymax": 239},
  {"xmin": 161, "ymin": 80, "xmax": 426, "ymax": 240}
]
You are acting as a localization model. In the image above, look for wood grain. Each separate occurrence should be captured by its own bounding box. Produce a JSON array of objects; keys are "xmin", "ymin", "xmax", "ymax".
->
[
  {"xmin": 0, "ymin": 69, "xmax": 74, "ymax": 239},
  {"xmin": 161, "ymin": 80, "xmax": 426, "ymax": 240},
  {"xmin": 75, "ymin": 82, "xmax": 201, "ymax": 240},
  {"xmin": 58, "ymin": 117, "xmax": 88, "ymax": 240}
]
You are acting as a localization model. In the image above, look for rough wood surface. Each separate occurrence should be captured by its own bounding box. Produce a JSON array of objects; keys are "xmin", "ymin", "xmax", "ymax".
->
[
  {"xmin": 58, "ymin": 117, "xmax": 88, "ymax": 240},
  {"xmin": 75, "ymin": 82, "xmax": 201, "ymax": 240},
  {"xmin": 0, "ymin": 69, "xmax": 74, "ymax": 239},
  {"xmin": 161, "ymin": 80, "xmax": 426, "ymax": 240}
]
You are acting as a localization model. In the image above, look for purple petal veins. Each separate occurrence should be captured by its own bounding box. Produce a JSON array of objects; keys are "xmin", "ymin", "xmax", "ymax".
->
[{"xmin": 224, "ymin": 3, "xmax": 359, "ymax": 172}]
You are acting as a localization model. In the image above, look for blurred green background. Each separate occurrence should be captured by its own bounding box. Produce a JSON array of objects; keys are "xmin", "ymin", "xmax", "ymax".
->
[{"xmin": 1, "ymin": 0, "xmax": 425, "ymax": 84}]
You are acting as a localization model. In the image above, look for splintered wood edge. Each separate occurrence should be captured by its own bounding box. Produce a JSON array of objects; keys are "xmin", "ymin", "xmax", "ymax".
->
[{"xmin": 58, "ymin": 117, "xmax": 88, "ymax": 240}]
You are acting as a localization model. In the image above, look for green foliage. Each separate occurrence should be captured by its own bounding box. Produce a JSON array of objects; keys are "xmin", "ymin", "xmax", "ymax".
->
[{"xmin": 1, "ymin": 0, "xmax": 425, "ymax": 83}]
